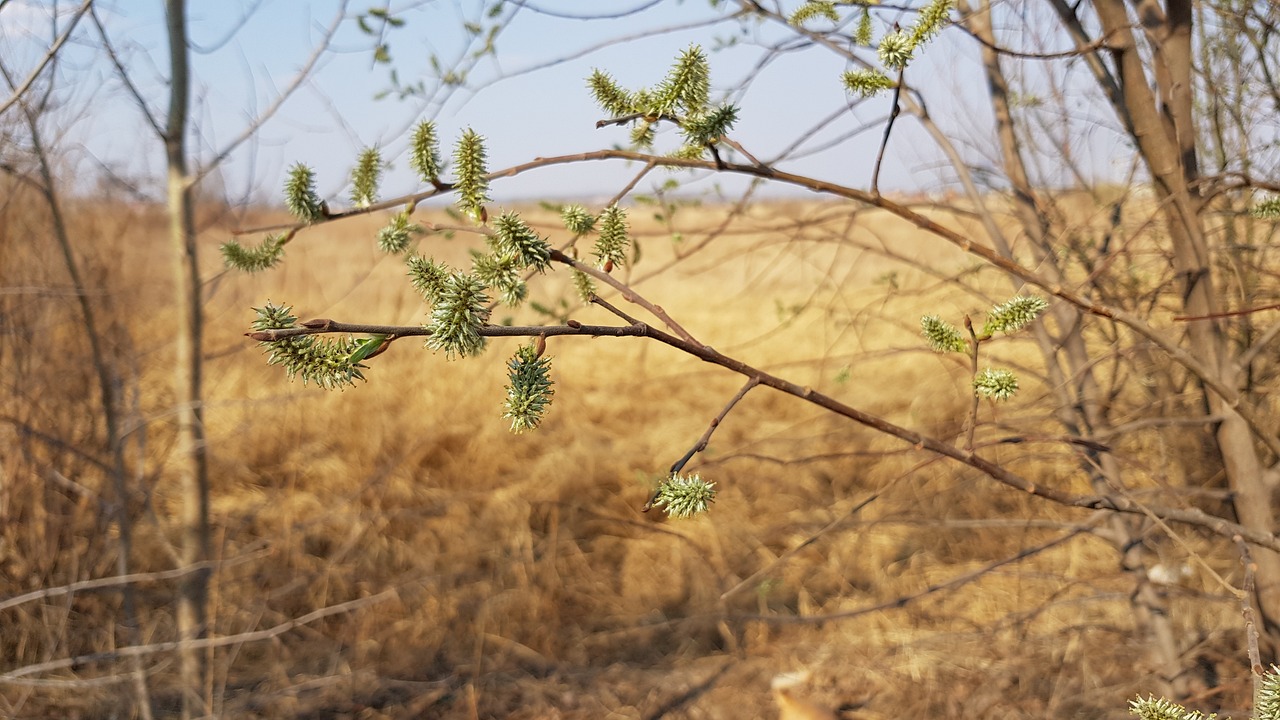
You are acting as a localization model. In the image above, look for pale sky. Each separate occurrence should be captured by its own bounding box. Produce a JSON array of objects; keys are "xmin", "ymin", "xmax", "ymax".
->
[{"xmin": 0, "ymin": 1, "xmax": 1121, "ymax": 204}]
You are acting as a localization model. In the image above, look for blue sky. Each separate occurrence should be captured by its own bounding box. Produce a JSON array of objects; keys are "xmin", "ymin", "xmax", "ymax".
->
[{"xmin": 1, "ymin": 1, "xmax": 1105, "ymax": 204}]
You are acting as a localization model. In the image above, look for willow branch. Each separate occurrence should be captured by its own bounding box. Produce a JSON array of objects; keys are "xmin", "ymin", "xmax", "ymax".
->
[
  {"xmin": 233, "ymin": 146, "xmax": 1280, "ymax": 458},
  {"xmin": 242, "ymin": 313, "xmax": 1280, "ymax": 553}
]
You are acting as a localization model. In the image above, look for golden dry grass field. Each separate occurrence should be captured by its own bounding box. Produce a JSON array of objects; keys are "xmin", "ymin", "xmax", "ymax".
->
[{"xmin": 0, "ymin": 193, "xmax": 1255, "ymax": 718}]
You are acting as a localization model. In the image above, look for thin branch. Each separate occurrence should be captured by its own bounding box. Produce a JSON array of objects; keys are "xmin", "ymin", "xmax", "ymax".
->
[
  {"xmin": 669, "ymin": 377, "xmax": 759, "ymax": 477},
  {"xmin": 196, "ymin": 1, "xmax": 350, "ymax": 182},
  {"xmin": 720, "ymin": 456, "xmax": 941, "ymax": 602},
  {"xmin": 870, "ymin": 66, "xmax": 904, "ymax": 196},
  {"xmin": 549, "ymin": 248, "xmax": 701, "ymax": 345},
  {"xmin": 239, "ymin": 314, "xmax": 1280, "ymax": 553},
  {"xmin": 88, "ymin": 4, "xmax": 164, "ymax": 137},
  {"xmin": 1238, "ymin": 536, "xmax": 1265, "ymax": 682},
  {"xmin": 963, "ymin": 314, "xmax": 981, "ymax": 452},
  {"xmin": 234, "ymin": 147, "xmax": 1280, "ymax": 460},
  {"xmin": 0, "ymin": 563, "xmax": 215, "ymax": 614},
  {"xmin": 0, "ymin": 590, "xmax": 397, "ymax": 683},
  {"xmin": 732, "ymin": 523, "xmax": 1096, "ymax": 625},
  {"xmin": 642, "ymin": 377, "xmax": 760, "ymax": 511},
  {"xmin": 0, "ymin": 0, "xmax": 93, "ymax": 119}
]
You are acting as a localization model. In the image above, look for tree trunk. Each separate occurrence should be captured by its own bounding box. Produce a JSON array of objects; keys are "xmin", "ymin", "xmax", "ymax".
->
[
  {"xmin": 1091, "ymin": 0, "xmax": 1280, "ymax": 639},
  {"xmin": 163, "ymin": 0, "xmax": 211, "ymax": 716},
  {"xmin": 964, "ymin": 0, "xmax": 1187, "ymax": 696}
]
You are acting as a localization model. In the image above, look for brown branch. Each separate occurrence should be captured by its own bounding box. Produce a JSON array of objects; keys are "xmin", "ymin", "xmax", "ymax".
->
[
  {"xmin": 1238, "ymin": 536, "xmax": 1265, "ymax": 681},
  {"xmin": 549, "ymin": 248, "xmax": 700, "ymax": 345},
  {"xmin": 1174, "ymin": 301, "xmax": 1280, "ymax": 321},
  {"xmin": 871, "ymin": 66, "xmax": 905, "ymax": 196},
  {"xmin": 243, "ymin": 313, "xmax": 1280, "ymax": 553},
  {"xmin": 643, "ymin": 377, "xmax": 760, "ymax": 511},
  {"xmin": 245, "ymin": 320, "xmax": 647, "ymax": 343}
]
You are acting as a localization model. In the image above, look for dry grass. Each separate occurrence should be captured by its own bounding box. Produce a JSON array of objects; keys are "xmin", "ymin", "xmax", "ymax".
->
[{"xmin": 0, "ymin": 190, "xmax": 1258, "ymax": 718}]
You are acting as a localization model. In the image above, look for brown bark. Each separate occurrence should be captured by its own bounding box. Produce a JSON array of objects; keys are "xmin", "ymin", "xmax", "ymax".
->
[{"xmin": 1092, "ymin": 0, "xmax": 1280, "ymax": 639}]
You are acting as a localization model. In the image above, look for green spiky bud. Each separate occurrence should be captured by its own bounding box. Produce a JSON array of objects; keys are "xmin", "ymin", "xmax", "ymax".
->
[
  {"xmin": 561, "ymin": 204, "xmax": 596, "ymax": 235},
  {"xmin": 1128, "ymin": 695, "xmax": 1214, "ymax": 720},
  {"xmin": 842, "ymin": 69, "xmax": 896, "ymax": 97},
  {"xmin": 655, "ymin": 45, "xmax": 709, "ymax": 116},
  {"xmin": 453, "ymin": 128, "xmax": 491, "ymax": 223},
  {"xmin": 350, "ymin": 146, "xmax": 383, "ymax": 209},
  {"xmin": 652, "ymin": 474, "xmax": 716, "ymax": 519},
  {"xmin": 407, "ymin": 254, "xmax": 453, "ymax": 304},
  {"xmin": 425, "ymin": 272, "xmax": 491, "ymax": 359},
  {"xmin": 681, "ymin": 104, "xmax": 738, "ymax": 146},
  {"xmin": 670, "ymin": 144, "xmax": 708, "ymax": 160},
  {"xmin": 982, "ymin": 295, "xmax": 1048, "ymax": 336},
  {"xmin": 909, "ymin": 0, "xmax": 954, "ymax": 47},
  {"xmin": 284, "ymin": 163, "xmax": 325, "ymax": 223},
  {"xmin": 595, "ymin": 205, "xmax": 629, "ymax": 269},
  {"xmin": 588, "ymin": 69, "xmax": 633, "ymax": 117},
  {"xmin": 921, "ymin": 315, "xmax": 967, "ymax": 353},
  {"xmin": 572, "ymin": 269, "xmax": 596, "ymax": 303},
  {"xmin": 409, "ymin": 120, "xmax": 442, "ymax": 184},
  {"xmin": 503, "ymin": 341, "xmax": 555, "ymax": 433},
  {"xmin": 492, "ymin": 212, "xmax": 551, "ymax": 271},
  {"xmin": 251, "ymin": 302, "xmax": 366, "ymax": 389},
  {"xmin": 472, "ymin": 251, "xmax": 527, "ymax": 306},
  {"xmin": 630, "ymin": 121, "xmax": 656, "ymax": 149},
  {"xmin": 973, "ymin": 368, "xmax": 1019, "ymax": 401},
  {"xmin": 1257, "ymin": 665, "xmax": 1280, "ymax": 720},
  {"xmin": 221, "ymin": 233, "xmax": 285, "ymax": 272},
  {"xmin": 789, "ymin": 1, "xmax": 838, "ymax": 25},
  {"xmin": 1252, "ymin": 196, "xmax": 1280, "ymax": 219},
  {"xmin": 377, "ymin": 210, "xmax": 424, "ymax": 254},
  {"xmin": 878, "ymin": 30, "xmax": 914, "ymax": 69},
  {"xmin": 855, "ymin": 8, "xmax": 873, "ymax": 46}
]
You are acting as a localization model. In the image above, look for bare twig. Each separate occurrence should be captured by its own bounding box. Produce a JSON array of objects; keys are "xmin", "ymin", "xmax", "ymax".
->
[
  {"xmin": 720, "ymin": 456, "xmax": 942, "ymax": 602},
  {"xmin": 0, "ymin": 590, "xmax": 397, "ymax": 683},
  {"xmin": 0, "ymin": 563, "xmax": 219, "ymax": 614},
  {"xmin": 0, "ymin": 0, "xmax": 93, "ymax": 119},
  {"xmin": 1238, "ymin": 536, "xmax": 1265, "ymax": 681},
  {"xmin": 734, "ymin": 522, "xmax": 1098, "ymax": 625},
  {"xmin": 549, "ymin": 248, "xmax": 701, "ymax": 345},
  {"xmin": 642, "ymin": 377, "xmax": 760, "ymax": 511},
  {"xmin": 870, "ymin": 66, "xmax": 905, "ymax": 196},
  {"xmin": 963, "ymin": 314, "xmax": 981, "ymax": 452}
]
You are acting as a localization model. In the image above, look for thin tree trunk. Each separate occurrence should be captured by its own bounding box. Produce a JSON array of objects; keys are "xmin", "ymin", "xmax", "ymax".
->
[
  {"xmin": 1091, "ymin": 0, "xmax": 1280, "ymax": 639},
  {"xmin": 163, "ymin": 0, "xmax": 211, "ymax": 715},
  {"xmin": 2, "ymin": 57, "xmax": 156, "ymax": 719},
  {"xmin": 965, "ymin": 0, "xmax": 1186, "ymax": 696}
]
